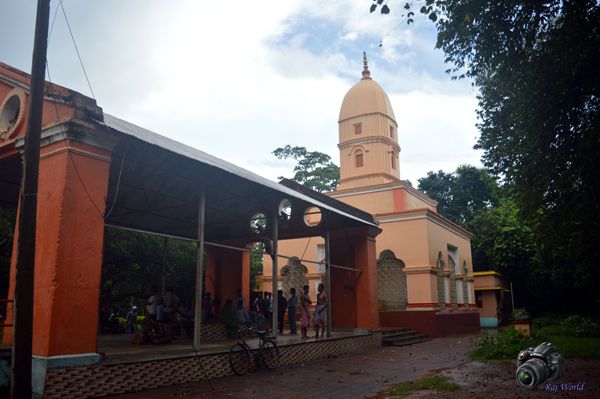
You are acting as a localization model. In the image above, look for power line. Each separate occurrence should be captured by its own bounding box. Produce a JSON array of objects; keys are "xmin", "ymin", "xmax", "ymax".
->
[
  {"xmin": 59, "ymin": 1, "xmax": 96, "ymax": 99},
  {"xmin": 45, "ymin": 63, "xmax": 104, "ymax": 218}
]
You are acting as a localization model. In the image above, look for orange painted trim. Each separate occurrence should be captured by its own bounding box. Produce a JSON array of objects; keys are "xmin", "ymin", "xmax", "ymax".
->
[
  {"xmin": 376, "ymin": 208, "xmax": 431, "ymax": 217},
  {"xmin": 338, "ymin": 172, "xmax": 400, "ymax": 184}
]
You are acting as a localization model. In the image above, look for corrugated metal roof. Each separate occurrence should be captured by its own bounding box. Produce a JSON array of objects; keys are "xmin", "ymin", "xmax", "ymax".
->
[{"xmin": 99, "ymin": 113, "xmax": 378, "ymax": 228}]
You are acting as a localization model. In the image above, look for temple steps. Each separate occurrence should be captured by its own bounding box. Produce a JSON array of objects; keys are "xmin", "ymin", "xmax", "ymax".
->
[{"xmin": 381, "ymin": 328, "xmax": 429, "ymax": 347}]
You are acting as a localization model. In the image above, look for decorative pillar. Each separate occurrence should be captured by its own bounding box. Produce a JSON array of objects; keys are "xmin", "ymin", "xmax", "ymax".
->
[{"xmin": 354, "ymin": 230, "xmax": 379, "ymax": 331}]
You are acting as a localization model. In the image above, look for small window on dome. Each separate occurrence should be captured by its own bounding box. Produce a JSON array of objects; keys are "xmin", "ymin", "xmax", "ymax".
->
[
  {"xmin": 389, "ymin": 126, "xmax": 394, "ymax": 138},
  {"xmin": 355, "ymin": 150, "xmax": 364, "ymax": 168},
  {"xmin": 354, "ymin": 123, "xmax": 362, "ymax": 135},
  {"xmin": 391, "ymin": 152, "xmax": 396, "ymax": 169}
]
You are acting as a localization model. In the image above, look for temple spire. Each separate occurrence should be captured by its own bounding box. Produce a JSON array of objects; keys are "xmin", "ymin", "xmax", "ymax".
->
[{"xmin": 361, "ymin": 51, "xmax": 371, "ymax": 80}]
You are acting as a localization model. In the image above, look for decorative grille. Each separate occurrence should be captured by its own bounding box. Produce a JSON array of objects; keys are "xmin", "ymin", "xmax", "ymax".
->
[
  {"xmin": 377, "ymin": 250, "xmax": 407, "ymax": 310},
  {"xmin": 280, "ymin": 257, "xmax": 309, "ymax": 297}
]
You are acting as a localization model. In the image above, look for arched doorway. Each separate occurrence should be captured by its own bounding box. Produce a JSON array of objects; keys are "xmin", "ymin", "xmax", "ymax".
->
[{"xmin": 377, "ymin": 250, "xmax": 407, "ymax": 310}]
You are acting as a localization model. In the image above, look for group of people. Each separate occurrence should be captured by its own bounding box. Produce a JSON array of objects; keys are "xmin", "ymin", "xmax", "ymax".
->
[
  {"xmin": 101, "ymin": 283, "xmax": 329, "ymax": 342},
  {"xmin": 251, "ymin": 283, "xmax": 328, "ymax": 339}
]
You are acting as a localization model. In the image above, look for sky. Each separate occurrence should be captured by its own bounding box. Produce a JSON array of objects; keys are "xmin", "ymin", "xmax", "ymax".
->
[{"xmin": 0, "ymin": 0, "xmax": 482, "ymax": 185}]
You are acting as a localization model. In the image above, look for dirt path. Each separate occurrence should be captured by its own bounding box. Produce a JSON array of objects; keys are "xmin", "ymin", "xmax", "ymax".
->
[{"xmin": 107, "ymin": 335, "xmax": 476, "ymax": 399}]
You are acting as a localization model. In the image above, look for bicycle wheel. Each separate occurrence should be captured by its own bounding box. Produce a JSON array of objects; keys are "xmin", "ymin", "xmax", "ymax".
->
[
  {"xmin": 261, "ymin": 339, "xmax": 280, "ymax": 370},
  {"xmin": 229, "ymin": 343, "xmax": 250, "ymax": 375}
]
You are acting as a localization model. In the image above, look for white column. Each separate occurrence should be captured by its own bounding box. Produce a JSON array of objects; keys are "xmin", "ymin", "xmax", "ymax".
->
[
  {"xmin": 325, "ymin": 230, "xmax": 332, "ymax": 338},
  {"xmin": 193, "ymin": 192, "xmax": 206, "ymax": 350},
  {"xmin": 271, "ymin": 208, "xmax": 279, "ymax": 337}
]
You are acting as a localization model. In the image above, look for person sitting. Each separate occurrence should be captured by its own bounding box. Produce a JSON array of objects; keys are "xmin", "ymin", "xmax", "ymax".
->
[
  {"xmin": 146, "ymin": 286, "xmax": 162, "ymax": 321},
  {"xmin": 175, "ymin": 301, "xmax": 194, "ymax": 337},
  {"xmin": 162, "ymin": 287, "xmax": 179, "ymax": 323},
  {"xmin": 219, "ymin": 299, "xmax": 237, "ymax": 336}
]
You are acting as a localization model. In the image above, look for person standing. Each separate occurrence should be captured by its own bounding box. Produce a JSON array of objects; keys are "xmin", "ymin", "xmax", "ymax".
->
[
  {"xmin": 277, "ymin": 290, "xmax": 287, "ymax": 334},
  {"xmin": 267, "ymin": 292, "xmax": 273, "ymax": 324},
  {"xmin": 315, "ymin": 283, "xmax": 327, "ymax": 339},
  {"xmin": 288, "ymin": 288, "xmax": 298, "ymax": 335},
  {"xmin": 126, "ymin": 306, "xmax": 138, "ymax": 334},
  {"xmin": 300, "ymin": 285, "xmax": 312, "ymax": 339}
]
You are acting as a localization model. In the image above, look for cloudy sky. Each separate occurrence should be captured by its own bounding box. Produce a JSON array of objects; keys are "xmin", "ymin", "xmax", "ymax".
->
[{"xmin": 1, "ymin": 0, "xmax": 482, "ymax": 185}]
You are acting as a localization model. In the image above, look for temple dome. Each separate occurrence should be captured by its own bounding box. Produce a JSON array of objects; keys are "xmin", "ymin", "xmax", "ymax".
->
[{"xmin": 338, "ymin": 54, "xmax": 396, "ymax": 122}]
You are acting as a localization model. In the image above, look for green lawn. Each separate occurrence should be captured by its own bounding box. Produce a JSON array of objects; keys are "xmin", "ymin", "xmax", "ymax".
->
[
  {"xmin": 470, "ymin": 324, "xmax": 600, "ymax": 361},
  {"xmin": 388, "ymin": 375, "xmax": 460, "ymax": 397},
  {"xmin": 538, "ymin": 334, "xmax": 600, "ymax": 358}
]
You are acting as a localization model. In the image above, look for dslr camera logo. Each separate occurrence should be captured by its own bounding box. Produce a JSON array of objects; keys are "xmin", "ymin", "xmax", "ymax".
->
[{"xmin": 516, "ymin": 342, "xmax": 565, "ymax": 389}]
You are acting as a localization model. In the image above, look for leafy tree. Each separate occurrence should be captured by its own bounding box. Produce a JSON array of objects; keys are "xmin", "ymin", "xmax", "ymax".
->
[
  {"xmin": 273, "ymin": 145, "xmax": 339, "ymax": 192},
  {"xmin": 418, "ymin": 165, "xmax": 498, "ymax": 227},
  {"xmin": 101, "ymin": 228, "xmax": 197, "ymax": 311},
  {"xmin": 249, "ymin": 242, "xmax": 264, "ymax": 291},
  {"xmin": 373, "ymin": 0, "xmax": 600, "ymax": 314}
]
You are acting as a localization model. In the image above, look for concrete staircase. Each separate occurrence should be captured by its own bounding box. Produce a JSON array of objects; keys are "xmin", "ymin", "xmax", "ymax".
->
[{"xmin": 382, "ymin": 328, "xmax": 429, "ymax": 347}]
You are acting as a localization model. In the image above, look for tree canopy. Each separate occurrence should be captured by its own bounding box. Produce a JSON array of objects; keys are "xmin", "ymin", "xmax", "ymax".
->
[
  {"xmin": 373, "ymin": 0, "xmax": 600, "ymax": 314},
  {"xmin": 272, "ymin": 145, "xmax": 340, "ymax": 192},
  {"xmin": 418, "ymin": 165, "xmax": 498, "ymax": 228}
]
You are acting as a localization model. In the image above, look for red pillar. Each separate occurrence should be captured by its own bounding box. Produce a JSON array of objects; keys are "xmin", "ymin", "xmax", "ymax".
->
[
  {"xmin": 354, "ymin": 232, "xmax": 380, "ymax": 331},
  {"xmin": 4, "ymin": 138, "xmax": 111, "ymax": 356},
  {"xmin": 241, "ymin": 248, "xmax": 251, "ymax": 308}
]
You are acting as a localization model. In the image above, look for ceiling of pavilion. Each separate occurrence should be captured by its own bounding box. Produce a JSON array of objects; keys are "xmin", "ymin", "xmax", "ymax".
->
[{"xmin": 100, "ymin": 114, "xmax": 379, "ymax": 243}]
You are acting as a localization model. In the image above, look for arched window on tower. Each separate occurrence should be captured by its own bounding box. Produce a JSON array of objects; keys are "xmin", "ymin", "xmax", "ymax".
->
[
  {"xmin": 355, "ymin": 149, "xmax": 364, "ymax": 168},
  {"xmin": 391, "ymin": 151, "xmax": 396, "ymax": 170},
  {"xmin": 389, "ymin": 125, "xmax": 394, "ymax": 138}
]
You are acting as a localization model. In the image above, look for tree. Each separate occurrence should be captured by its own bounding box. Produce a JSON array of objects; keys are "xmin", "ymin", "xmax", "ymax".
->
[
  {"xmin": 249, "ymin": 242, "xmax": 264, "ymax": 291},
  {"xmin": 273, "ymin": 145, "xmax": 339, "ymax": 192},
  {"xmin": 373, "ymin": 0, "xmax": 600, "ymax": 314},
  {"xmin": 101, "ymin": 228, "xmax": 197, "ymax": 310},
  {"xmin": 418, "ymin": 165, "xmax": 498, "ymax": 228}
]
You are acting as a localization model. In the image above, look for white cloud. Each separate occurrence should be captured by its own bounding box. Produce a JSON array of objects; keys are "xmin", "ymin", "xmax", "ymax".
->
[{"xmin": 1, "ymin": 0, "xmax": 482, "ymax": 187}]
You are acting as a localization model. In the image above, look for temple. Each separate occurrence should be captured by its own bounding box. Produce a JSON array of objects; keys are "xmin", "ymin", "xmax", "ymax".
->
[{"xmin": 262, "ymin": 53, "xmax": 479, "ymax": 336}]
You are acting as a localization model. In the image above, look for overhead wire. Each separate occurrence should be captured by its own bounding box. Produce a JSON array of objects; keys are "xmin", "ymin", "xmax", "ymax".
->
[
  {"xmin": 45, "ymin": 63, "xmax": 104, "ymax": 218},
  {"xmin": 45, "ymin": 2, "xmax": 127, "ymax": 219},
  {"xmin": 58, "ymin": 1, "xmax": 96, "ymax": 100}
]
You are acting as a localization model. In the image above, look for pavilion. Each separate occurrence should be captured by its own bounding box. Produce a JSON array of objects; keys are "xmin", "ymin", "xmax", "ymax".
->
[{"xmin": 0, "ymin": 62, "xmax": 382, "ymax": 398}]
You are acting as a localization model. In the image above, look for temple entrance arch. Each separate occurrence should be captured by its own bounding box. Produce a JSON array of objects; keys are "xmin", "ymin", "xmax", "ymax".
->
[
  {"xmin": 377, "ymin": 249, "xmax": 407, "ymax": 310},
  {"xmin": 280, "ymin": 256, "xmax": 309, "ymax": 297}
]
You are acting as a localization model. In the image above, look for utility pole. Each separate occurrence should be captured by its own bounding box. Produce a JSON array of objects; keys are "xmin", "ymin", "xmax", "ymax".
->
[{"xmin": 11, "ymin": 1, "xmax": 51, "ymax": 397}]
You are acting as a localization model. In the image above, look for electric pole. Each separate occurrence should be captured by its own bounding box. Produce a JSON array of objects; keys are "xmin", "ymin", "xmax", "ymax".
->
[{"xmin": 11, "ymin": 0, "xmax": 51, "ymax": 397}]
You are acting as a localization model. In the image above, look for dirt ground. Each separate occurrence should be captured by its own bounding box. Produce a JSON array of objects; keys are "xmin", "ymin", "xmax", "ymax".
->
[{"xmin": 391, "ymin": 358, "xmax": 600, "ymax": 399}]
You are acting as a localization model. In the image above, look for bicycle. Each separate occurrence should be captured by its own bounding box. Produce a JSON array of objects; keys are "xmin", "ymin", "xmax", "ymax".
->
[{"xmin": 228, "ymin": 325, "xmax": 280, "ymax": 375}]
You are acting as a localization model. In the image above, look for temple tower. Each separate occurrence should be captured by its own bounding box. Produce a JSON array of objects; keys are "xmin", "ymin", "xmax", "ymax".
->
[{"xmin": 337, "ymin": 52, "xmax": 401, "ymax": 191}]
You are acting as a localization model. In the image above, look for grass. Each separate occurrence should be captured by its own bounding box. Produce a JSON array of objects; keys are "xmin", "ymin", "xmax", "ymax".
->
[
  {"xmin": 470, "ymin": 326, "xmax": 536, "ymax": 361},
  {"xmin": 388, "ymin": 375, "xmax": 460, "ymax": 397},
  {"xmin": 536, "ymin": 334, "xmax": 600, "ymax": 358},
  {"xmin": 470, "ymin": 322, "xmax": 600, "ymax": 361}
]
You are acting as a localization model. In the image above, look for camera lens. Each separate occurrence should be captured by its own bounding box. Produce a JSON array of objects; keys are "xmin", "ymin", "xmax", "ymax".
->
[
  {"xmin": 516, "ymin": 358, "xmax": 547, "ymax": 388},
  {"xmin": 517, "ymin": 369, "xmax": 533, "ymax": 385}
]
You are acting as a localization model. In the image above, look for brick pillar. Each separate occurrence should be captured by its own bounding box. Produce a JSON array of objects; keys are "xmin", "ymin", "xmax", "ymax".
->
[
  {"xmin": 214, "ymin": 246, "xmax": 244, "ymax": 306},
  {"xmin": 354, "ymin": 232, "xmax": 380, "ymax": 331},
  {"xmin": 4, "ymin": 138, "xmax": 111, "ymax": 357},
  {"xmin": 241, "ymin": 248, "xmax": 251, "ymax": 308}
]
